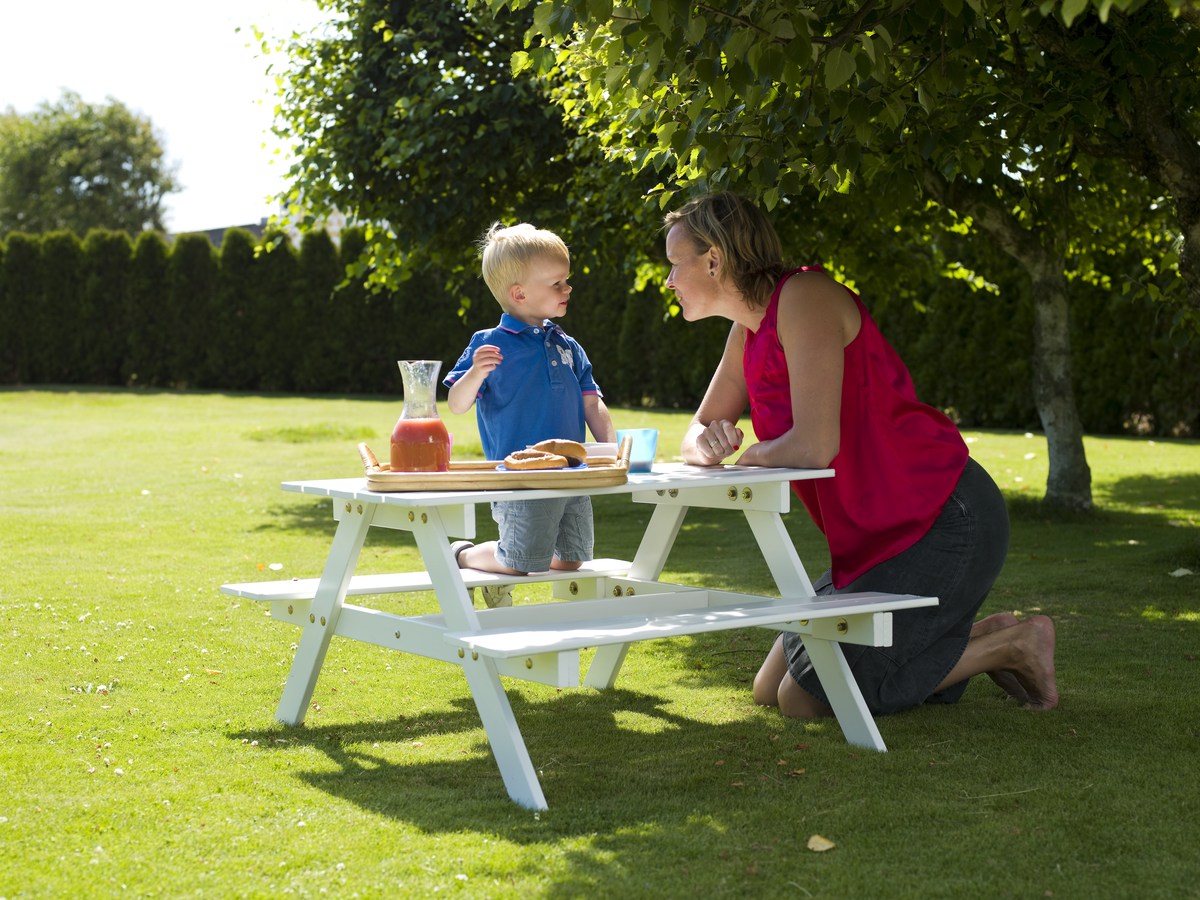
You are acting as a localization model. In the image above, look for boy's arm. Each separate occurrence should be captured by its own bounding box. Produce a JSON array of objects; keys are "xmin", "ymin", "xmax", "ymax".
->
[
  {"xmin": 447, "ymin": 371, "xmax": 484, "ymax": 415},
  {"xmin": 446, "ymin": 344, "xmax": 503, "ymax": 415},
  {"xmin": 583, "ymin": 394, "xmax": 616, "ymax": 443}
]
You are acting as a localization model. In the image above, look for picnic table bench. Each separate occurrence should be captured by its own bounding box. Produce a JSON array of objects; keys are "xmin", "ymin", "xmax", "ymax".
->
[{"xmin": 222, "ymin": 463, "xmax": 937, "ymax": 809}]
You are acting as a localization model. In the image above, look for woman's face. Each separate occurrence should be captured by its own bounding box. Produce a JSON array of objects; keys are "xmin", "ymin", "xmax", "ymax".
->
[{"xmin": 665, "ymin": 224, "xmax": 716, "ymax": 320}]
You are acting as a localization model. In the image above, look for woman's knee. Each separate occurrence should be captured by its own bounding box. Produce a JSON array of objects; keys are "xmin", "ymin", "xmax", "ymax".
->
[
  {"xmin": 777, "ymin": 677, "xmax": 834, "ymax": 719},
  {"xmin": 752, "ymin": 637, "xmax": 787, "ymax": 706}
]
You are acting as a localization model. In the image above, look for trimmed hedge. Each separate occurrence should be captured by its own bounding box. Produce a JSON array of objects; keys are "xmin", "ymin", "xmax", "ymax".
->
[{"xmin": 1, "ymin": 227, "xmax": 1196, "ymax": 437}]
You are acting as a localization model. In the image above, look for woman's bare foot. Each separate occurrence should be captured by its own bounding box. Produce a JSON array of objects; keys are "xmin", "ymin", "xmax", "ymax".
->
[
  {"xmin": 972, "ymin": 613, "xmax": 1029, "ymax": 703},
  {"xmin": 1013, "ymin": 615, "xmax": 1059, "ymax": 711}
]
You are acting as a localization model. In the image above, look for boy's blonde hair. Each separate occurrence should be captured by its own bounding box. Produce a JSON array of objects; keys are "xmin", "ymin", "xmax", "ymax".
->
[{"xmin": 479, "ymin": 222, "xmax": 570, "ymax": 304}]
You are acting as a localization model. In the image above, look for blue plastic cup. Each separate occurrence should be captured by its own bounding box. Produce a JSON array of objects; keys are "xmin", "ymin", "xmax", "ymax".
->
[{"xmin": 616, "ymin": 428, "xmax": 658, "ymax": 473}]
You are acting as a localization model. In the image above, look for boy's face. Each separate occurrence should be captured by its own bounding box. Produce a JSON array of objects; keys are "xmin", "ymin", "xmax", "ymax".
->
[{"xmin": 508, "ymin": 255, "xmax": 572, "ymax": 324}]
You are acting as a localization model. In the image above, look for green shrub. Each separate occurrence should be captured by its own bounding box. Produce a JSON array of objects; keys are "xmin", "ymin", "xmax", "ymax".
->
[
  {"xmin": 165, "ymin": 234, "xmax": 218, "ymax": 388},
  {"xmin": 36, "ymin": 231, "xmax": 85, "ymax": 383},
  {"xmin": 124, "ymin": 230, "xmax": 170, "ymax": 386},
  {"xmin": 81, "ymin": 229, "xmax": 134, "ymax": 384},
  {"xmin": 293, "ymin": 230, "xmax": 345, "ymax": 393},
  {"xmin": 0, "ymin": 226, "xmax": 1194, "ymax": 437},
  {"xmin": 213, "ymin": 229, "xmax": 260, "ymax": 391},
  {"xmin": 253, "ymin": 234, "xmax": 300, "ymax": 392},
  {"xmin": 0, "ymin": 232, "xmax": 40, "ymax": 383}
]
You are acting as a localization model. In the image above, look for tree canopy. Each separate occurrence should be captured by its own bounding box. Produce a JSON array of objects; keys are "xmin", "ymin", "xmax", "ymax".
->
[
  {"xmin": 269, "ymin": 0, "xmax": 1199, "ymax": 508},
  {"xmin": 0, "ymin": 91, "xmax": 178, "ymax": 237}
]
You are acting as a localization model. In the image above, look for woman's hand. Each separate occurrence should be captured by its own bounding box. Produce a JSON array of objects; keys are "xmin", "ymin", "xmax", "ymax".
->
[{"xmin": 684, "ymin": 419, "xmax": 744, "ymax": 466}]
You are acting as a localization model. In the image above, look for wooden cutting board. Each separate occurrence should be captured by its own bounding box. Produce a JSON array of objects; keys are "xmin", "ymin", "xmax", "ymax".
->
[{"xmin": 358, "ymin": 443, "xmax": 630, "ymax": 491}]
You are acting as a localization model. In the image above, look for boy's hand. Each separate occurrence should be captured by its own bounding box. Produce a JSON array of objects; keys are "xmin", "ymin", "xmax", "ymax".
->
[{"xmin": 472, "ymin": 344, "xmax": 503, "ymax": 376}]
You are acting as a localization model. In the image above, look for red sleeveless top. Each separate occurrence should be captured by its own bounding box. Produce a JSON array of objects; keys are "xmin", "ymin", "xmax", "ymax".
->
[{"xmin": 743, "ymin": 267, "xmax": 968, "ymax": 587}]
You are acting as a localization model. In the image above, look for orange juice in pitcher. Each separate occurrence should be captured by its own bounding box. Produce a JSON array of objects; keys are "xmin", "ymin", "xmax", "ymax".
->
[{"xmin": 390, "ymin": 360, "xmax": 451, "ymax": 472}]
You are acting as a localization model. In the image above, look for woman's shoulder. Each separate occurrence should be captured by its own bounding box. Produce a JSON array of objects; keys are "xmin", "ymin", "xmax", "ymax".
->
[
  {"xmin": 777, "ymin": 266, "xmax": 854, "ymax": 306},
  {"xmin": 776, "ymin": 268, "xmax": 861, "ymax": 343}
]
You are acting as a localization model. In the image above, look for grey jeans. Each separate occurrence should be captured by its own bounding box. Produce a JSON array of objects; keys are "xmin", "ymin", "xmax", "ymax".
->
[{"xmin": 783, "ymin": 457, "xmax": 1010, "ymax": 715}]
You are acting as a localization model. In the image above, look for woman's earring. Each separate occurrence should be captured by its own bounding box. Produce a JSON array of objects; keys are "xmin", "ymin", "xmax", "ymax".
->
[{"xmin": 709, "ymin": 270, "xmax": 715, "ymax": 277}]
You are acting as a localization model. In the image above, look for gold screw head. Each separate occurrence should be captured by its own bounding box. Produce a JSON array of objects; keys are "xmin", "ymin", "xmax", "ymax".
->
[
  {"xmin": 421, "ymin": 513, "xmax": 428, "ymax": 523},
  {"xmin": 407, "ymin": 511, "xmax": 415, "ymax": 521},
  {"xmin": 568, "ymin": 581, "xmax": 579, "ymax": 595},
  {"xmin": 287, "ymin": 604, "xmax": 294, "ymax": 615},
  {"xmin": 320, "ymin": 616, "xmax": 326, "ymax": 626},
  {"xmin": 741, "ymin": 487, "xmax": 753, "ymax": 501},
  {"xmin": 471, "ymin": 651, "xmax": 478, "ymax": 661},
  {"xmin": 357, "ymin": 503, "xmax": 363, "ymax": 514},
  {"xmin": 457, "ymin": 648, "xmax": 465, "ymax": 658},
  {"xmin": 345, "ymin": 502, "xmax": 352, "ymax": 513},
  {"xmin": 727, "ymin": 488, "xmax": 738, "ymax": 501},
  {"xmin": 525, "ymin": 658, "xmax": 533, "ymax": 669},
  {"xmin": 836, "ymin": 619, "xmax": 848, "ymax": 634},
  {"xmin": 309, "ymin": 614, "xmax": 315, "ymax": 624}
]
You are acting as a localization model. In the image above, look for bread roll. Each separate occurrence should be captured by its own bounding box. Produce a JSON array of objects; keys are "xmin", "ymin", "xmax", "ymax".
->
[
  {"xmin": 503, "ymin": 449, "xmax": 568, "ymax": 470},
  {"xmin": 531, "ymin": 439, "xmax": 586, "ymax": 466}
]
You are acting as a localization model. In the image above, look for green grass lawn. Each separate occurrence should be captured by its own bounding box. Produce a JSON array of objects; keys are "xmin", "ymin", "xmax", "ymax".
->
[{"xmin": 1, "ymin": 388, "xmax": 1197, "ymax": 898}]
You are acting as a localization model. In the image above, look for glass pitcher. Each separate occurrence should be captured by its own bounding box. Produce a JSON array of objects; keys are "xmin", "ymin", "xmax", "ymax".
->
[{"xmin": 390, "ymin": 360, "xmax": 451, "ymax": 472}]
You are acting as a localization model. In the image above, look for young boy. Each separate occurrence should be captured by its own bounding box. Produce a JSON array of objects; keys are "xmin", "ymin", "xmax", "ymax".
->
[{"xmin": 443, "ymin": 222, "xmax": 615, "ymax": 607}]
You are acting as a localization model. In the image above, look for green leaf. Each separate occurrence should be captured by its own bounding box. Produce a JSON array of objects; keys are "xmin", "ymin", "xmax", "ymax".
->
[
  {"xmin": 1060, "ymin": 0, "xmax": 1090, "ymax": 26},
  {"xmin": 651, "ymin": 0, "xmax": 673, "ymax": 36},
  {"xmin": 784, "ymin": 30, "xmax": 813, "ymax": 70},
  {"xmin": 586, "ymin": 0, "xmax": 614, "ymax": 20},
  {"xmin": 512, "ymin": 50, "xmax": 533, "ymax": 76},
  {"xmin": 824, "ymin": 47, "xmax": 856, "ymax": 90}
]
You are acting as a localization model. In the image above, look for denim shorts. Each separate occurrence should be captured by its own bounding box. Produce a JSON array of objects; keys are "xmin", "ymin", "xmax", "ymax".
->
[
  {"xmin": 491, "ymin": 495, "xmax": 594, "ymax": 573},
  {"xmin": 783, "ymin": 457, "xmax": 1010, "ymax": 715}
]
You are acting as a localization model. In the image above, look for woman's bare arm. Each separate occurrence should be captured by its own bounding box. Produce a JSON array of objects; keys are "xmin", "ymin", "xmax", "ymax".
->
[
  {"xmin": 682, "ymin": 325, "xmax": 750, "ymax": 465},
  {"xmin": 735, "ymin": 272, "xmax": 859, "ymax": 469}
]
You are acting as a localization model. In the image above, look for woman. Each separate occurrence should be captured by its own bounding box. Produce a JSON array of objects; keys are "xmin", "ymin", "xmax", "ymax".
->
[{"xmin": 663, "ymin": 192, "xmax": 1057, "ymax": 717}]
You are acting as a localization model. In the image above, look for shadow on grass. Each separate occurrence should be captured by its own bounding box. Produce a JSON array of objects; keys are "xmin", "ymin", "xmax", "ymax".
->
[
  {"xmin": 1104, "ymin": 471, "xmax": 1200, "ymax": 513},
  {"xmin": 229, "ymin": 686, "xmax": 831, "ymax": 836},
  {"xmin": 1004, "ymin": 471, "xmax": 1200, "ymax": 521}
]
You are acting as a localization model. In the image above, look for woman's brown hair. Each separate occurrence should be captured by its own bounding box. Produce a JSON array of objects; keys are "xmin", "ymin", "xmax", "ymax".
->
[{"xmin": 663, "ymin": 192, "xmax": 788, "ymax": 308}]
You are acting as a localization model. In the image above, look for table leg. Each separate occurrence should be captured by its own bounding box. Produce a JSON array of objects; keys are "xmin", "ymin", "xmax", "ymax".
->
[
  {"xmin": 800, "ymin": 636, "xmax": 887, "ymax": 751},
  {"xmin": 460, "ymin": 655, "xmax": 548, "ymax": 810},
  {"xmin": 629, "ymin": 504, "xmax": 687, "ymax": 581},
  {"xmin": 741, "ymin": 510, "xmax": 884, "ymax": 750},
  {"xmin": 582, "ymin": 643, "xmax": 629, "ymax": 690},
  {"xmin": 405, "ymin": 508, "xmax": 545, "ymax": 806},
  {"xmin": 582, "ymin": 504, "xmax": 688, "ymax": 688},
  {"xmin": 742, "ymin": 508, "xmax": 816, "ymax": 598},
  {"xmin": 408, "ymin": 513, "xmax": 481, "ymax": 633},
  {"xmin": 276, "ymin": 504, "xmax": 373, "ymax": 725}
]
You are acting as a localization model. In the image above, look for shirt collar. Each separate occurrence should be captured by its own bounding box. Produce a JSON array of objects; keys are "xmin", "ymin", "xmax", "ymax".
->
[
  {"xmin": 498, "ymin": 312, "xmax": 535, "ymax": 333},
  {"xmin": 498, "ymin": 312, "xmax": 561, "ymax": 335}
]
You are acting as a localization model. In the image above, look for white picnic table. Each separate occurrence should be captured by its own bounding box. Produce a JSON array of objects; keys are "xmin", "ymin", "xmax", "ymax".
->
[{"xmin": 222, "ymin": 463, "xmax": 937, "ymax": 809}]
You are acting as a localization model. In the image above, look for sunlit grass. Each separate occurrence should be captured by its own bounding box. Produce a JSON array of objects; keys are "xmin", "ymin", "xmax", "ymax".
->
[{"xmin": 1, "ymin": 387, "xmax": 1197, "ymax": 898}]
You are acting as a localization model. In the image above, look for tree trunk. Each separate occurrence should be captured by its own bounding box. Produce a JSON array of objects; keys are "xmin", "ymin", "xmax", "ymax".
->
[
  {"xmin": 928, "ymin": 169, "xmax": 1094, "ymax": 510},
  {"xmin": 1027, "ymin": 260, "xmax": 1093, "ymax": 510}
]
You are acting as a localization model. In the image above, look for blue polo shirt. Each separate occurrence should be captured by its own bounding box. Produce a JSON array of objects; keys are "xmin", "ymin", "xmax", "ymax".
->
[{"xmin": 444, "ymin": 313, "xmax": 602, "ymax": 460}]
